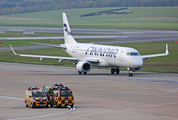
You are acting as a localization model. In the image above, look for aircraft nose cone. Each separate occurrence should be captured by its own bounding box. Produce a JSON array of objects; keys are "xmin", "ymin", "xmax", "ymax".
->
[{"xmin": 133, "ymin": 57, "xmax": 143, "ymax": 67}]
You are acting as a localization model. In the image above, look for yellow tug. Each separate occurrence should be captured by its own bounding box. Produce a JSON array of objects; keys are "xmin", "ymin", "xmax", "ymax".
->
[
  {"xmin": 25, "ymin": 87, "xmax": 48, "ymax": 108},
  {"xmin": 48, "ymin": 84, "xmax": 74, "ymax": 108}
]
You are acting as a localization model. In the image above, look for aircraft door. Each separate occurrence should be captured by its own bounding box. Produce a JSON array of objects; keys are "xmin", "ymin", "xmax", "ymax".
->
[
  {"xmin": 119, "ymin": 51, "xmax": 123, "ymax": 62},
  {"xmin": 113, "ymin": 51, "xmax": 122, "ymax": 66}
]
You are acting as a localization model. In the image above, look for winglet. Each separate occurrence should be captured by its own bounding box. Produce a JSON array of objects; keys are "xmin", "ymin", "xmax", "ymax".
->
[
  {"xmin": 166, "ymin": 44, "xmax": 169, "ymax": 55},
  {"xmin": 9, "ymin": 44, "xmax": 17, "ymax": 55}
]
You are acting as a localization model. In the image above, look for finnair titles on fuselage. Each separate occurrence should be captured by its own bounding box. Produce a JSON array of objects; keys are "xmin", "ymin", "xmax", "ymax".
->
[
  {"xmin": 10, "ymin": 13, "xmax": 169, "ymax": 77},
  {"xmin": 69, "ymin": 45, "xmax": 119, "ymax": 58},
  {"xmin": 85, "ymin": 46, "xmax": 118, "ymax": 58}
]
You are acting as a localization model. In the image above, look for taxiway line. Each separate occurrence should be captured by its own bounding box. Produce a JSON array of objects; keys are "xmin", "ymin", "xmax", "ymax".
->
[
  {"xmin": 7, "ymin": 107, "xmax": 76, "ymax": 120},
  {"xmin": 0, "ymin": 96, "xmax": 76, "ymax": 120},
  {"xmin": 0, "ymin": 96, "xmax": 24, "ymax": 101}
]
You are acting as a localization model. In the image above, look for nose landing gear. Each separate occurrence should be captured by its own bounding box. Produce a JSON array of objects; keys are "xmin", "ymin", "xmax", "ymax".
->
[
  {"xmin": 128, "ymin": 71, "xmax": 133, "ymax": 77},
  {"xmin": 128, "ymin": 68, "xmax": 133, "ymax": 77}
]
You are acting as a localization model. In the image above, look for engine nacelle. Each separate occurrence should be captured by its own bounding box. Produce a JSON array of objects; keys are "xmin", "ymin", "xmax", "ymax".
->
[
  {"xmin": 133, "ymin": 66, "xmax": 142, "ymax": 72},
  {"xmin": 127, "ymin": 66, "xmax": 142, "ymax": 72},
  {"xmin": 76, "ymin": 61, "xmax": 92, "ymax": 72}
]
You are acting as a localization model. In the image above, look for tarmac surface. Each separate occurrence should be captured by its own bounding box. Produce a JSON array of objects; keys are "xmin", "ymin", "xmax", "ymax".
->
[{"xmin": 0, "ymin": 62, "xmax": 178, "ymax": 120}]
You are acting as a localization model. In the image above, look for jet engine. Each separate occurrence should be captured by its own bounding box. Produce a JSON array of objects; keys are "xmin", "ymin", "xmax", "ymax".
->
[
  {"xmin": 133, "ymin": 66, "xmax": 142, "ymax": 72},
  {"xmin": 128, "ymin": 67, "xmax": 142, "ymax": 72},
  {"xmin": 76, "ymin": 61, "xmax": 92, "ymax": 72}
]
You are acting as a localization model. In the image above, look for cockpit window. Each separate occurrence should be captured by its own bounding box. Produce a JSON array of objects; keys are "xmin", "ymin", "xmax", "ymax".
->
[{"xmin": 126, "ymin": 52, "xmax": 140, "ymax": 56}]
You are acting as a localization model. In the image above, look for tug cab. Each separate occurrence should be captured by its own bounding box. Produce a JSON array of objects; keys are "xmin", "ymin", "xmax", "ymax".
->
[
  {"xmin": 46, "ymin": 83, "xmax": 64, "ymax": 100},
  {"xmin": 25, "ymin": 87, "xmax": 48, "ymax": 108},
  {"xmin": 49, "ymin": 87, "xmax": 74, "ymax": 108}
]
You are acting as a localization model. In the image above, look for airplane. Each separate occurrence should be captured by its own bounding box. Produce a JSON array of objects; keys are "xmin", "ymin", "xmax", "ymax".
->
[{"xmin": 10, "ymin": 13, "xmax": 169, "ymax": 77}]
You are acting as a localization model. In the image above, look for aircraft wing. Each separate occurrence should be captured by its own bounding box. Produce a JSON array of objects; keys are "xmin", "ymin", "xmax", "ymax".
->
[
  {"xmin": 141, "ymin": 44, "xmax": 169, "ymax": 60},
  {"xmin": 9, "ymin": 44, "xmax": 98, "ymax": 63},
  {"xmin": 30, "ymin": 42, "xmax": 66, "ymax": 49}
]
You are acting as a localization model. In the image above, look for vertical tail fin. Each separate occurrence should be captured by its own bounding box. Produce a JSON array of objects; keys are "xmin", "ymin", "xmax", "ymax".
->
[{"xmin": 62, "ymin": 13, "xmax": 77, "ymax": 44}]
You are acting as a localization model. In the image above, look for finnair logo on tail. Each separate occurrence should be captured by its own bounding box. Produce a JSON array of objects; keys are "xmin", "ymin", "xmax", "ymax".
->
[{"xmin": 64, "ymin": 24, "xmax": 72, "ymax": 35}]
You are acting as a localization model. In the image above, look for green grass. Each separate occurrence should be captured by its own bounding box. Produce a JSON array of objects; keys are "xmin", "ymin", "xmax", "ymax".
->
[
  {"xmin": 0, "ymin": 7, "xmax": 178, "ymax": 30},
  {"xmin": 0, "ymin": 41, "xmax": 177, "ymax": 73},
  {"xmin": 6, "ymin": 7, "xmax": 178, "ymax": 21}
]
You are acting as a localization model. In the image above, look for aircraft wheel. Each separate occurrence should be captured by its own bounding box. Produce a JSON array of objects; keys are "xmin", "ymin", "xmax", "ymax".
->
[
  {"xmin": 111, "ymin": 68, "xmax": 115, "ymax": 74},
  {"xmin": 128, "ymin": 73, "xmax": 133, "ymax": 77},
  {"xmin": 25, "ymin": 101, "xmax": 28, "ymax": 107},
  {"xmin": 25, "ymin": 104, "xmax": 28, "ymax": 107},
  {"xmin": 31, "ymin": 103, "xmax": 34, "ymax": 108},
  {"xmin": 131, "ymin": 73, "xmax": 133, "ymax": 77},
  {"xmin": 46, "ymin": 103, "xmax": 48, "ymax": 108},
  {"xmin": 50, "ymin": 101, "xmax": 53, "ymax": 107},
  {"xmin": 128, "ymin": 73, "xmax": 130, "ymax": 77},
  {"xmin": 78, "ymin": 71, "xmax": 82, "ymax": 75},
  {"xmin": 83, "ymin": 72, "xmax": 87, "ymax": 75},
  {"xmin": 71, "ymin": 104, "xmax": 74, "ymax": 108},
  {"xmin": 57, "ymin": 104, "xmax": 61, "ymax": 108},
  {"xmin": 116, "ymin": 67, "xmax": 120, "ymax": 74}
]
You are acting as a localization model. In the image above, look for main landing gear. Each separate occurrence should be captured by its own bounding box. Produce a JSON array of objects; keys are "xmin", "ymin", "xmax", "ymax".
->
[
  {"xmin": 111, "ymin": 67, "xmax": 120, "ymax": 74},
  {"xmin": 110, "ymin": 67, "xmax": 134, "ymax": 77},
  {"xmin": 78, "ymin": 71, "xmax": 87, "ymax": 75}
]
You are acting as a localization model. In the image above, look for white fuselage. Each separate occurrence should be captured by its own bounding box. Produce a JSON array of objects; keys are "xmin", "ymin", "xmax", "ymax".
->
[{"xmin": 64, "ymin": 43, "xmax": 143, "ymax": 68}]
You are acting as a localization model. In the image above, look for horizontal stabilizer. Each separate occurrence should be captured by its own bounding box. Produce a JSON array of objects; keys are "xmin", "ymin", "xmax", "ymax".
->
[{"xmin": 30, "ymin": 42, "xmax": 66, "ymax": 49}]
